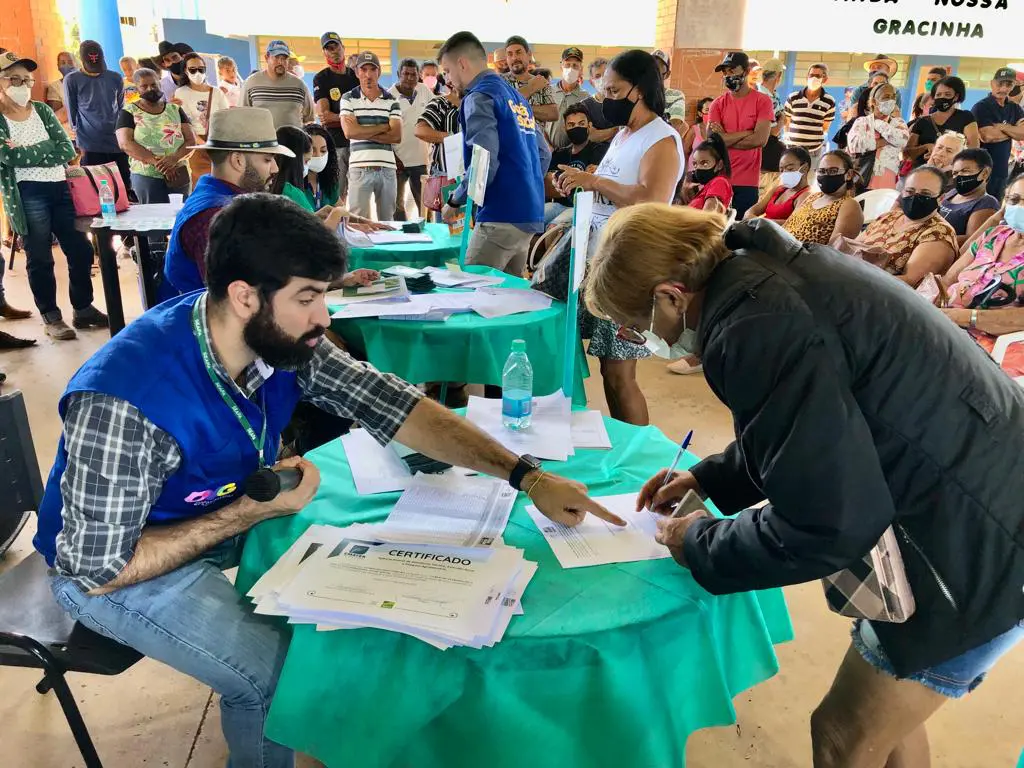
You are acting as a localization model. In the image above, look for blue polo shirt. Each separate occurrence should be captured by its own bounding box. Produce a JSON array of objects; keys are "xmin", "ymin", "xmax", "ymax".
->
[{"xmin": 972, "ymin": 94, "xmax": 1024, "ymax": 178}]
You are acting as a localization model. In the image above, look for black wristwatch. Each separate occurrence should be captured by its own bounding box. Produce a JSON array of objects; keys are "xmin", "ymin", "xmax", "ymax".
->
[{"xmin": 508, "ymin": 454, "xmax": 543, "ymax": 491}]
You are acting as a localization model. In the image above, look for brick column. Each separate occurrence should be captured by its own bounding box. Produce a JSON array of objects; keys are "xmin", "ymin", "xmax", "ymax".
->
[{"xmin": 0, "ymin": 0, "xmax": 69, "ymax": 101}]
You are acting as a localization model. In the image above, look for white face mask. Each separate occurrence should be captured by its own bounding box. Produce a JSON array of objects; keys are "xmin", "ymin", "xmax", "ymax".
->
[
  {"xmin": 423, "ymin": 75, "xmax": 438, "ymax": 90},
  {"xmin": 807, "ymin": 76, "xmax": 823, "ymax": 91},
  {"xmin": 5, "ymin": 84, "xmax": 31, "ymax": 107},
  {"xmin": 877, "ymin": 99, "xmax": 897, "ymax": 116},
  {"xmin": 644, "ymin": 328, "xmax": 698, "ymax": 360},
  {"xmin": 188, "ymin": 71, "xmax": 207, "ymax": 86},
  {"xmin": 307, "ymin": 154, "xmax": 328, "ymax": 174},
  {"xmin": 561, "ymin": 67, "xmax": 580, "ymax": 85},
  {"xmin": 780, "ymin": 170, "xmax": 804, "ymax": 189},
  {"xmin": 592, "ymin": 77, "xmax": 603, "ymax": 93}
]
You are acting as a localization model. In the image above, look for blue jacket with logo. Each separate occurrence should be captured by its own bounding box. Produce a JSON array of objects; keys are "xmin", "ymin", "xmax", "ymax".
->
[
  {"xmin": 455, "ymin": 72, "xmax": 543, "ymax": 227},
  {"xmin": 34, "ymin": 291, "xmax": 302, "ymax": 568}
]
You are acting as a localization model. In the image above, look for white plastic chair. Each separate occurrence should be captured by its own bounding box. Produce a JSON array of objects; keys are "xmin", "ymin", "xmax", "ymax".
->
[{"xmin": 855, "ymin": 189, "xmax": 899, "ymax": 225}]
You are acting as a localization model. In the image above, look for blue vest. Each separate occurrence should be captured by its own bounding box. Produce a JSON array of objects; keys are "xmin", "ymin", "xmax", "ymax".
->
[
  {"xmin": 460, "ymin": 73, "xmax": 544, "ymax": 226},
  {"xmin": 160, "ymin": 176, "xmax": 239, "ymax": 301},
  {"xmin": 34, "ymin": 292, "xmax": 302, "ymax": 567}
]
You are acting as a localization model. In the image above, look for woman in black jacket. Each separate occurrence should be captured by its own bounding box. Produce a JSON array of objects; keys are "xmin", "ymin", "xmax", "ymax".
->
[{"xmin": 586, "ymin": 203, "xmax": 1024, "ymax": 768}]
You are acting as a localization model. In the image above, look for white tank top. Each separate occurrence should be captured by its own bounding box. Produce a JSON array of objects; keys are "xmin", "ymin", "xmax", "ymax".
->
[{"xmin": 591, "ymin": 117, "xmax": 685, "ymax": 227}]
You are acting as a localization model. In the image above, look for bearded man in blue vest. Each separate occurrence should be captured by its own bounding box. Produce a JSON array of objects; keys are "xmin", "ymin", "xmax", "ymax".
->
[
  {"xmin": 439, "ymin": 31, "xmax": 545, "ymax": 277},
  {"xmin": 36, "ymin": 194, "xmax": 623, "ymax": 767},
  {"xmin": 159, "ymin": 107, "xmax": 288, "ymax": 301}
]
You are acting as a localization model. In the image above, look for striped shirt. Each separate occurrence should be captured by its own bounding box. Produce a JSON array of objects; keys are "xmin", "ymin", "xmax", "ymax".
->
[
  {"xmin": 417, "ymin": 94, "xmax": 460, "ymax": 175},
  {"xmin": 239, "ymin": 71, "xmax": 315, "ymax": 129},
  {"xmin": 340, "ymin": 86, "xmax": 402, "ymax": 169},
  {"xmin": 784, "ymin": 89, "xmax": 837, "ymax": 150}
]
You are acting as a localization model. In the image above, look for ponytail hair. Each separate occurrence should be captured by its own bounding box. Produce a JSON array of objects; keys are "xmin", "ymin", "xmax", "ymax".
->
[{"xmin": 696, "ymin": 131, "xmax": 732, "ymax": 179}]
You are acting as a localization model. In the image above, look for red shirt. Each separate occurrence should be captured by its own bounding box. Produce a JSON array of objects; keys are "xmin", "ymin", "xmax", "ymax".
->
[
  {"xmin": 688, "ymin": 176, "xmax": 733, "ymax": 210},
  {"xmin": 709, "ymin": 90, "xmax": 774, "ymax": 188}
]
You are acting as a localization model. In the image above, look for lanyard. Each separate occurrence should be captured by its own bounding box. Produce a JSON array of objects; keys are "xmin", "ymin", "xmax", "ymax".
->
[{"xmin": 190, "ymin": 301, "xmax": 268, "ymax": 467}]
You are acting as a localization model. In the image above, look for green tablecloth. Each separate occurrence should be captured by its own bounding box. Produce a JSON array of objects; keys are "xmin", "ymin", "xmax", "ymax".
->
[
  {"xmin": 346, "ymin": 222, "xmax": 461, "ymax": 271},
  {"xmin": 235, "ymin": 418, "xmax": 793, "ymax": 768},
  {"xmin": 331, "ymin": 267, "xmax": 588, "ymax": 401}
]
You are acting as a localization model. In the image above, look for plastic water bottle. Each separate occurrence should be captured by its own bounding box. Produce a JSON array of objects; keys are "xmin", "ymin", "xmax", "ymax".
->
[
  {"xmin": 502, "ymin": 339, "xmax": 533, "ymax": 431},
  {"xmin": 99, "ymin": 180, "xmax": 116, "ymax": 223}
]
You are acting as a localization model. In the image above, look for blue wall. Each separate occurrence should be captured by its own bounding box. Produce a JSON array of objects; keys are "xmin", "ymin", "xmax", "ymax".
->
[{"xmin": 161, "ymin": 18, "xmax": 252, "ymax": 78}]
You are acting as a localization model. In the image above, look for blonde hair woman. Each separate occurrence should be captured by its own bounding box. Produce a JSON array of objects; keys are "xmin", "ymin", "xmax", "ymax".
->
[{"xmin": 587, "ymin": 202, "xmax": 1024, "ymax": 768}]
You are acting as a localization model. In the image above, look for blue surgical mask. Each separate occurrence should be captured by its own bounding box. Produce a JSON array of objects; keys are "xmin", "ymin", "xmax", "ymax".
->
[{"xmin": 1005, "ymin": 204, "xmax": 1024, "ymax": 234}]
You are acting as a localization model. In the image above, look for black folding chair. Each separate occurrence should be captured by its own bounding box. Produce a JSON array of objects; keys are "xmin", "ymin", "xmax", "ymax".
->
[{"xmin": 0, "ymin": 390, "xmax": 142, "ymax": 768}]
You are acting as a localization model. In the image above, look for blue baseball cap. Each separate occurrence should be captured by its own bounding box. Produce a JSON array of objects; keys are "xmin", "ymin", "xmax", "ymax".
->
[{"xmin": 266, "ymin": 40, "xmax": 290, "ymax": 58}]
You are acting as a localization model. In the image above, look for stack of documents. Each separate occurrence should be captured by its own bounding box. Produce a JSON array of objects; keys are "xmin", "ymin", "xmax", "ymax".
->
[
  {"xmin": 465, "ymin": 395, "xmax": 612, "ymax": 461},
  {"xmin": 421, "ymin": 267, "xmax": 505, "ymax": 289},
  {"xmin": 329, "ymin": 286, "xmax": 551, "ymax": 321},
  {"xmin": 247, "ymin": 476, "xmax": 537, "ymax": 649},
  {"xmin": 342, "ymin": 227, "xmax": 433, "ymax": 247},
  {"xmin": 526, "ymin": 493, "xmax": 670, "ymax": 568},
  {"xmin": 325, "ymin": 277, "xmax": 408, "ymax": 306}
]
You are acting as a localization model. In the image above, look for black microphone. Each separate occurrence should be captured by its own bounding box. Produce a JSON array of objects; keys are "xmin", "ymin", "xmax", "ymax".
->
[{"xmin": 244, "ymin": 467, "xmax": 303, "ymax": 502}]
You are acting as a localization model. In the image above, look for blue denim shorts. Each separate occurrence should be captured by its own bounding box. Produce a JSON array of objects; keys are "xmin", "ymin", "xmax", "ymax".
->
[{"xmin": 852, "ymin": 618, "xmax": 1024, "ymax": 698}]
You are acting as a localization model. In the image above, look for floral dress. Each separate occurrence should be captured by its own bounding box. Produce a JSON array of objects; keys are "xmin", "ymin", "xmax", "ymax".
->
[
  {"xmin": 847, "ymin": 114, "xmax": 909, "ymax": 190},
  {"xmin": 124, "ymin": 101, "xmax": 187, "ymax": 180}
]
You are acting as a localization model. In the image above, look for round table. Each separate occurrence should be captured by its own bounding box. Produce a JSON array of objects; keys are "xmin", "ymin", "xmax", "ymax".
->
[
  {"xmin": 331, "ymin": 267, "xmax": 588, "ymax": 401},
  {"xmin": 346, "ymin": 222, "xmax": 461, "ymax": 272},
  {"xmin": 235, "ymin": 418, "xmax": 793, "ymax": 768}
]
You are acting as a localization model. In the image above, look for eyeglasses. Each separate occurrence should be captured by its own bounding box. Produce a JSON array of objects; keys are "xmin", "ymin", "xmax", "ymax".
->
[
  {"xmin": 616, "ymin": 302, "xmax": 656, "ymax": 346},
  {"xmin": 1, "ymin": 76, "xmax": 35, "ymax": 88}
]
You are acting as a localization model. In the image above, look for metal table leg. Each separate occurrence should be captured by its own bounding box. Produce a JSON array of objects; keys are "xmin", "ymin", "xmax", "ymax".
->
[
  {"xmin": 133, "ymin": 233, "xmax": 162, "ymax": 311},
  {"xmin": 94, "ymin": 228, "xmax": 125, "ymax": 336}
]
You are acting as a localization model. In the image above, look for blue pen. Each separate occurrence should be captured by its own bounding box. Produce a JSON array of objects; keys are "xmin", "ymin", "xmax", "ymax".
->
[{"xmin": 659, "ymin": 429, "xmax": 694, "ymax": 492}]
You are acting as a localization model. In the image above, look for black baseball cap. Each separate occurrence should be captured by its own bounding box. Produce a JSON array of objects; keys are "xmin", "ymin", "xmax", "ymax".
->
[
  {"xmin": 561, "ymin": 47, "xmax": 583, "ymax": 63},
  {"xmin": 714, "ymin": 52, "xmax": 749, "ymax": 73},
  {"xmin": 321, "ymin": 32, "xmax": 342, "ymax": 49},
  {"xmin": 993, "ymin": 67, "xmax": 1017, "ymax": 83}
]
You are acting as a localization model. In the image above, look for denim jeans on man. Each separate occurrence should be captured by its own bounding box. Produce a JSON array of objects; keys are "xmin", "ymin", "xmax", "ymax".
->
[
  {"xmin": 18, "ymin": 181, "xmax": 96, "ymax": 323},
  {"xmin": 50, "ymin": 538, "xmax": 293, "ymax": 768},
  {"xmin": 348, "ymin": 166, "xmax": 397, "ymax": 221}
]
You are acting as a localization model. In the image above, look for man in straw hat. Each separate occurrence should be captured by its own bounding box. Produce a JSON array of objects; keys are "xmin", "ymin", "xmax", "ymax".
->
[
  {"xmin": 160, "ymin": 107, "xmax": 295, "ymax": 300},
  {"xmin": 35, "ymin": 194, "xmax": 622, "ymax": 767}
]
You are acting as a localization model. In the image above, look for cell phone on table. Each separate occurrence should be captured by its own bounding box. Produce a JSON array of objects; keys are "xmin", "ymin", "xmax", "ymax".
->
[{"xmin": 672, "ymin": 489, "xmax": 710, "ymax": 519}]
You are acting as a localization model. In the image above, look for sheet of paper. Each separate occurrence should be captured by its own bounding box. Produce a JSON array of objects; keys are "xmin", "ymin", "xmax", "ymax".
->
[
  {"xmin": 570, "ymin": 410, "xmax": 612, "ymax": 449},
  {"xmin": 367, "ymin": 232, "xmax": 434, "ymax": 245},
  {"xmin": 471, "ymin": 288, "xmax": 552, "ymax": 319},
  {"xmin": 466, "ymin": 392, "xmax": 573, "ymax": 461},
  {"xmin": 526, "ymin": 494, "xmax": 670, "ymax": 568},
  {"xmin": 468, "ymin": 144, "xmax": 491, "ymax": 204},
  {"xmin": 383, "ymin": 265, "xmax": 427, "ymax": 278},
  {"xmin": 571, "ymin": 191, "xmax": 594, "ymax": 291},
  {"xmin": 341, "ymin": 430, "xmax": 474, "ymax": 494},
  {"xmin": 375, "ymin": 474, "xmax": 516, "ymax": 548},
  {"xmin": 443, "ymin": 134, "xmax": 464, "ymax": 178},
  {"xmin": 342, "ymin": 226, "xmax": 375, "ymax": 248}
]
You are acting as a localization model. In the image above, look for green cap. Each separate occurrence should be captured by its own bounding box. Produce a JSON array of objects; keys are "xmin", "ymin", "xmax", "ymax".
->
[{"xmin": 511, "ymin": 339, "xmax": 527, "ymax": 353}]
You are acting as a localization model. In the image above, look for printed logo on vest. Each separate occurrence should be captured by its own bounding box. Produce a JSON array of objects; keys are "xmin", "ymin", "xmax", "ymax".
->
[
  {"xmin": 507, "ymin": 100, "xmax": 536, "ymax": 132},
  {"xmin": 184, "ymin": 482, "xmax": 239, "ymax": 506}
]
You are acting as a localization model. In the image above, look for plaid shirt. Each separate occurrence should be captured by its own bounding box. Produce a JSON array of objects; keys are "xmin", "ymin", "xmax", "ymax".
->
[
  {"xmin": 501, "ymin": 72, "xmax": 555, "ymax": 111},
  {"xmin": 55, "ymin": 293, "xmax": 424, "ymax": 591}
]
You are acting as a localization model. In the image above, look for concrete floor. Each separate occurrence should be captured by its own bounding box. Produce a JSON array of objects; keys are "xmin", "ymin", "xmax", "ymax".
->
[{"xmin": 0, "ymin": 250, "xmax": 1021, "ymax": 767}]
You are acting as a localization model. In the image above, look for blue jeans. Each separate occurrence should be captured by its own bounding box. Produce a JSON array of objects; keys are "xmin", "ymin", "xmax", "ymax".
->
[
  {"xmin": 50, "ymin": 540, "xmax": 293, "ymax": 767},
  {"xmin": 853, "ymin": 618, "xmax": 1024, "ymax": 698},
  {"xmin": 731, "ymin": 185, "xmax": 759, "ymax": 219},
  {"xmin": 18, "ymin": 180, "xmax": 96, "ymax": 322},
  {"xmin": 348, "ymin": 166, "xmax": 397, "ymax": 221},
  {"xmin": 544, "ymin": 202, "xmax": 572, "ymax": 227}
]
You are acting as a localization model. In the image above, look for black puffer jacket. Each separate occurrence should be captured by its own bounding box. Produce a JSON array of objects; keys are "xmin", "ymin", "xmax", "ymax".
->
[{"xmin": 684, "ymin": 219, "xmax": 1024, "ymax": 677}]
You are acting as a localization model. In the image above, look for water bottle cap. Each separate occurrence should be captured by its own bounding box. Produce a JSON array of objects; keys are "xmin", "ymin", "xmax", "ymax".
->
[
  {"xmin": 99, "ymin": 180, "xmax": 109, "ymax": 186},
  {"xmin": 511, "ymin": 339, "xmax": 526, "ymax": 353}
]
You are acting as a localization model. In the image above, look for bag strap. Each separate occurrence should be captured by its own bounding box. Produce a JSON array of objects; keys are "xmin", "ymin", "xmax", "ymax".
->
[
  {"xmin": 85, "ymin": 163, "xmax": 122, "ymax": 204},
  {"xmin": 743, "ymin": 248, "xmax": 851, "ymax": 381}
]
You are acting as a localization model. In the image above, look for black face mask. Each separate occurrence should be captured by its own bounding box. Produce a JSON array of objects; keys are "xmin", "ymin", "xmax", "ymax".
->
[
  {"xmin": 602, "ymin": 87, "xmax": 636, "ymax": 127},
  {"xmin": 566, "ymin": 126, "xmax": 589, "ymax": 145},
  {"xmin": 954, "ymin": 173, "xmax": 984, "ymax": 195},
  {"xmin": 170, "ymin": 60, "xmax": 185, "ymax": 76},
  {"xmin": 724, "ymin": 74, "xmax": 744, "ymax": 92},
  {"xmin": 816, "ymin": 173, "xmax": 847, "ymax": 195},
  {"xmin": 140, "ymin": 90, "xmax": 163, "ymax": 104},
  {"xmin": 690, "ymin": 167, "xmax": 718, "ymax": 185},
  {"xmin": 932, "ymin": 97, "xmax": 955, "ymax": 113},
  {"xmin": 900, "ymin": 193, "xmax": 939, "ymax": 221}
]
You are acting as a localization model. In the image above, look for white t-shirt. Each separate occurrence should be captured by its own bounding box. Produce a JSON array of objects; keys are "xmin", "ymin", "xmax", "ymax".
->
[
  {"xmin": 388, "ymin": 83, "xmax": 433, "ymax": 168},
  {"xmin": 7, "ymin": 107, "xmax": 66, "ymax": 184},
  {"xmin": 218, "ymin": 79, "xmax": 241, "ymax": 108},
  {"xmin": 174, "ymin": 85, "xmax": 229, "ymax": 137},
  {"xmin": 591, "ymin": 117, "xmax": 685, "ymax": 230}
]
